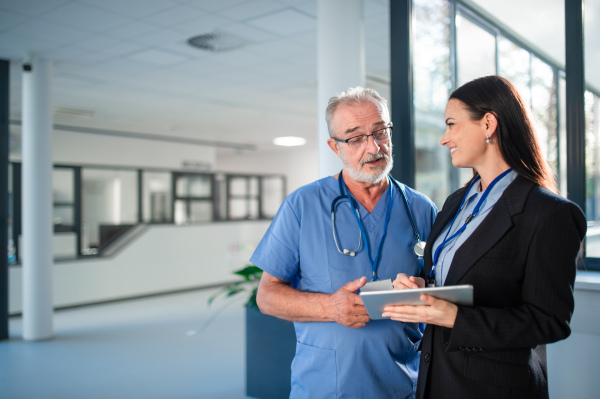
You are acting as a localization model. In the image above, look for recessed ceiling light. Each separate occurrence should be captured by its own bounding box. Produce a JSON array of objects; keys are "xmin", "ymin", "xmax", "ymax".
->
[
  {"xmin": 273, "ymin": 136, "xmax": 307, "ymax": 147},
  {"xmin": 187, "ymin": 30, "xmax": 245, "ymax": 52}
]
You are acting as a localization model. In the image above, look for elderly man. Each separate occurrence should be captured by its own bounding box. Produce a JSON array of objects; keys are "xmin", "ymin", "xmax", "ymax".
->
[{"xmin": 250, "ymin": 87, "xmax": 437, "ymax": 398}]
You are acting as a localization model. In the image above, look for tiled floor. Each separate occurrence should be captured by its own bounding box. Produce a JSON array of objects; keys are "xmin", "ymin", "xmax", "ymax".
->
[{"xmin": 0, "ymin": 289, "xmax": 251, "ymax": 399}]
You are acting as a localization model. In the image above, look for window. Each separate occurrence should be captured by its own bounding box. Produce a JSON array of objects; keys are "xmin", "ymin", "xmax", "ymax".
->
[
  {"xmin": 174, "ymin": 173, "xmax": 214, "ymax": 224},
  {"xmin": 413, "ymin": 0, "xmax": 564, "ymax": 211}
]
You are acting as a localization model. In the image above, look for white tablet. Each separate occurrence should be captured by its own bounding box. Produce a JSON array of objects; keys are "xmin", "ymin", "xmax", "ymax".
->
[{"xmin": 359, "ymin": 285, "xmax": 474, "ymax": 320}]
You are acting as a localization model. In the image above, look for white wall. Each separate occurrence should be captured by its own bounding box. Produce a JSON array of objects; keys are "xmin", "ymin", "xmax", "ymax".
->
[
  {"xmin": 11, "ymin": 127, "xmax": 218, "ymax": 171},
  {"xmin": 9, "ymin": 221, "xmax": 270, "ymax": 313}
]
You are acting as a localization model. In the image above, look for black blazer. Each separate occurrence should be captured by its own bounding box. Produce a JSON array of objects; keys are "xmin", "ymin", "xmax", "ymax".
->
[{"xmin": 416, "ymin": 175, "xmax": 586, "ymax": 399}]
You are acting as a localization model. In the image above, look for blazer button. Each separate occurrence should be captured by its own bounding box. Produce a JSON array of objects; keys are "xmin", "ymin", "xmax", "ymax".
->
[{"xmin": 424, "ymin": 353, "xmax": 431, "ymax": 362}]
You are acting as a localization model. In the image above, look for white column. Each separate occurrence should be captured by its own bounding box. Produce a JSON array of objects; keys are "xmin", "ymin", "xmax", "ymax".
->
[
  {"xmin": 22, "ymin": 56, "xmax": 54, "ymax": 341},
  {"xmin": 317, "ymin": 0, "xmax": 365, "ymax": 178}
]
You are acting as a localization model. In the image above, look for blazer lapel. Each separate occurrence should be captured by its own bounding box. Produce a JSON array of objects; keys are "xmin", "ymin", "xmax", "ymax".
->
[{"xmin": 443, "ymin": 175, "xmax": 535, "ymax": 286}]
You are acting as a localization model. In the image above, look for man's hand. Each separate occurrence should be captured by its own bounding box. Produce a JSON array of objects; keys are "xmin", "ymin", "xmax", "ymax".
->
[
  {"xmin": 325, "ymin": 276, "xmax": 370, "ymax": 328},
  {"xmin": 393, "ymin": 273, "xmax": 425, "ymax": 289}
]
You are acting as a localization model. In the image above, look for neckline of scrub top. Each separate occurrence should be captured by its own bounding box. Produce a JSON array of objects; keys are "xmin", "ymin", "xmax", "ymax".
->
[
  {"xmin": 339, "ymin": 172, "xmax": 394, "ymax": 281},
  {"xmin": 330, "ymin": 175, "xmax": 393, "ymax": 230}
]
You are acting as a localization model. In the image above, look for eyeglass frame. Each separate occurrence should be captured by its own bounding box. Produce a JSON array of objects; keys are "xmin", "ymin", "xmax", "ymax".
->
[{"xmin": 331, "ymin": 123, "xmax": 393, "ymax": 147}]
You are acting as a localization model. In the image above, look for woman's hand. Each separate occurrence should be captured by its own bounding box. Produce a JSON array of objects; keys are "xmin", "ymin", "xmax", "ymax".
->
[
  {"xmin": 382, "ymin": 294, "xmax": 458, "ymax": 328},
  {"xmin": 393, "ymin": 273, "xmax": 426, "ymax": 289}
]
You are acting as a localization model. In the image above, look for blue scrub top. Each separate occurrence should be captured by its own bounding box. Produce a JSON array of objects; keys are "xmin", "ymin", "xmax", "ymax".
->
[{"xmin": 250, "ymin": 176, "xmax": 437, "ymax": 399}]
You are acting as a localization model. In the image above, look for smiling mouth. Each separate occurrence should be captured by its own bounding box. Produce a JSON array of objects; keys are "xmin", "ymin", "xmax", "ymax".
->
[{"xmin": 450, "ymin": 148, "xmax": 456, "ymax": 154}]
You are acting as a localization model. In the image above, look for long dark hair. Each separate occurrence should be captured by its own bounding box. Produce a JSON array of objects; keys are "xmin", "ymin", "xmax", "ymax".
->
[{"xmin": 449, "ymin": 75, "xmax": 557, "ymax": 192}]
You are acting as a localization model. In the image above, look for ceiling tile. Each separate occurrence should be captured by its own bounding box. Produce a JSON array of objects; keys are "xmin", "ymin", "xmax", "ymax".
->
[
  {"xmin": 0, "ymin": 31, "xmax": 61, "ymax": 58},
  {"xmin": 169, "ymin": 14, "xmax": 235, "ymax": 36},
  {"xmin": 249, "ymin": 39, "xmax": 310, "ymax": 61},
  {"xmin": 221, "ymin": 0, "xmax": 286, "ymax": 22},
  {"xmin": 0, "ymin": 0, "xmax": 70, "ymax": 17},
  {"xmin": 108, "ymin": 20, "xmax": 165, "ymax": 39},
  {"xmin": 219, "ymin": 23, "xmax": 277, "ymax": 43},
  {"xmin": 184, "ymin": 0, "xmax": 250, "ymax": 13},
  {"xmin": 80, "ymin": 0, "xmax": 177, "ymax": 18},
  {"xmin": 42, "ymin": 2, "xmax": 129, "ymax": 32},
  {"xmin": 246, "ymin": 8, "xmax": 315, "ymax": 36},
  {"xmin": 126, "ymin": 47, "xmax": 192, "ymax": 66},
  {"xmin": 144, "ymin": 4, "xmax": 206, "ymax": 26},
  {"xmin": 9, "ymin": 18, "xmax": 93, "ymax": 45},
  {"xmin": 0, "ymin": 9, "xmax": 29, "ymax": 30}
]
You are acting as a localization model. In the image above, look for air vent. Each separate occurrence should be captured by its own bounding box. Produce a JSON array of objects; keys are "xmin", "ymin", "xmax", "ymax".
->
[{"xmin": 187, "ymin": 31, "xmax": 245, "ymax": 52}]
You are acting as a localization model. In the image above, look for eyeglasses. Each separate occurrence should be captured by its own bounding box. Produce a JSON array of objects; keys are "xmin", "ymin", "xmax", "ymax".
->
[{"xmin": 332, "ymin": 124, "xmax": 393, "ymax": 149}]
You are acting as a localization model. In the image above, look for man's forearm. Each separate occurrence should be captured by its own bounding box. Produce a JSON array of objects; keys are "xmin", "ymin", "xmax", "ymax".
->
[{"xmin": 257, "ymin": 280, "xmax": 334, "ymax": 322}]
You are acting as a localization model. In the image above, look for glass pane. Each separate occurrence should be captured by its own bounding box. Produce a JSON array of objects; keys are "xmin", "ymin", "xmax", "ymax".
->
[
  {"xmin": 229, "ymin": 177, "xmax": 247, "ymax": 196},
  {"xmin": 8, "ymin": 163, "xmax": 15, "ymax": 264},
  {"xmin": 498, "ymin": 36, "xmax": 532, "ymax": 108},
  {"xmin": 174, "ymin": 200, "xmax": 187, "ymax": 225},
  {"xmin": 81, "ymin": 168, "xmax": 138, "ymax": 251},
  {"xmin": 215, "ymin": 174, "xmax": 227, "ymax": 220},
  {"xmin": 249, "ymin": 177, "xmax": 259, "ymax": 196},
  {"xmin": 53, "ymin": 168, "xmax": 74, "ymax": 203},
  {"xmin": 173, "ymin": 200, "xmax": 213, "ymax": 224},
  {"xmin": 456, "ymin": 14, "xmax": 496, "ymax": 86},
  {"xmin": 189, "ymin": 201, "xmax": 213, "ymax": 223},
  {"xmin": 261, "ymin": 177, "xmax": 285, "ymax": 218},
  {"xmin": 558, "ymin": 76, "xmax": 568, "ymax": 196},
  {"xmin": 585, "ymin": 0, "xmax": 600, "ymax": 257},
  {"xmin": 413, "ymin": 0, "xmax": 452, "ymax": 208},
  {"xmin": 530, "ymin": 57, "xmax": 558, "ymax": 177},
  {"xmin": 142, "ymin": 172, "xmax": 172, "ymax": 223},
  {"xmin": 53, "ymin": 205, "xmax": 74, "ymax": 226},
  {"xmin": 585, "ymin": 91, "xmax": 600, "ymax": 256},
  {"xmin": 176, "ymin": 175, "xmax": 211, "ymax": 197},
  {"xmin": 248, "ymin": 199, "xmax": 259, "ymax": 219},
  {"xmin": 229, "ymin": 199, "xmax": 248, "ymax": 219}
]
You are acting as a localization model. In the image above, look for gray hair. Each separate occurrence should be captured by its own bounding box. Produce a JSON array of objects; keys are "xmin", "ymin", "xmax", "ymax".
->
[{"xmin": 325, "ymin": 86, "xmax": 390, "ymax": 138}]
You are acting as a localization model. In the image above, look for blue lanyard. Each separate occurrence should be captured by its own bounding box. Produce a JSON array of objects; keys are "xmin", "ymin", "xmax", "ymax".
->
[
  {"xmin": 429, "ymin": 169, "xmax": 512, "ymax": 284},
  {"xmin": 339, "ymin": 172, "xmax": 393, "ymax": 281}
]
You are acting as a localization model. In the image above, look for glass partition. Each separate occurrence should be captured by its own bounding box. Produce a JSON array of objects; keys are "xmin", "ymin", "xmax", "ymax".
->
[
  {"xmin": 142, "ymin": 171, "xmax": 172, "ymax": 223},
  {"xmin": 456, "ymin": 13, "xmax": 495, "ymax": 87},
  {"xmin": 174, "ymin": 173, "xmax": 213, "ymax": 225},
  {"xmin": 261, "ymin": 177, "xmax": 285, "ymax": 218},
  {"xmin": 413, "ymin": 0, "xmax": 451, "ymax": 207},
  {"xmin": 584, "ymin": 0, "xmax": 600, "ymax": 258},
  {"xmin": 81, "ymin": 169, "xmax": 138, "ymax": 253}
]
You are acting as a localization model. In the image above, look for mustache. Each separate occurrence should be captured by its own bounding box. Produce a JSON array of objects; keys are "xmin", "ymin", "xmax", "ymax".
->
[{"xmin": 360, "ymin": 153, "xmax": 388, "ymax": 167}]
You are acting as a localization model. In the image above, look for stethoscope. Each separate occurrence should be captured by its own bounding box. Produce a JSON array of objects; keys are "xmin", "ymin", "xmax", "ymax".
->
[{"xmin": 331, "ymin": 170, "xmax": 426, "ymax": 281}]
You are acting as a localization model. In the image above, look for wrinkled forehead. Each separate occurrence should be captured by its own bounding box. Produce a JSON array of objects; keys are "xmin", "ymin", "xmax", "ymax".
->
[{"xmin": 334, "ymin": 99, "xmax": 389, "ymax": 126}]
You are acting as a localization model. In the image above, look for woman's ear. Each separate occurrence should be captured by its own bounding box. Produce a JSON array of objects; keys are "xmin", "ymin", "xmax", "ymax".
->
[{"xmin": 484, "ymin": 112, "xmax": 499, "ymax": 138}]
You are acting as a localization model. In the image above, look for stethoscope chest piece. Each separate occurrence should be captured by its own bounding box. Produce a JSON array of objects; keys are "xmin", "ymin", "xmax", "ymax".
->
[{"xmin": 413, "ymin": 241, "xmax": 426, "ymax": 257}]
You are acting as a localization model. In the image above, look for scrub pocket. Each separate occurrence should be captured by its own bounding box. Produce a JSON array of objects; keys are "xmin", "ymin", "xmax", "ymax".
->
[{"xmin": 290, "ymin": 342, "xmax": 337, "ymax": 398}]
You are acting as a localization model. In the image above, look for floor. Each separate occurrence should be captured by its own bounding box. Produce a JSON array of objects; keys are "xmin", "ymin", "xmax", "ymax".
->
[{"xmin": 0, "ymin": 289, "xmax": 252, "ymax": 399}]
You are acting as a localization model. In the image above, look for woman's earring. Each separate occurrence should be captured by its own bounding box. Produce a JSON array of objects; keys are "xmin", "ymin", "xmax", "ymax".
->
[{"xmin": 486, "ymin": 135, "xmax": 490, "ymax": 144}]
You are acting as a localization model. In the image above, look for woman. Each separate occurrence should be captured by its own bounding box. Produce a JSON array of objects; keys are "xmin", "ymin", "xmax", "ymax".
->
[{"xmin": 382, "ymin": 75, "xmax": 586, "ymax": 399}]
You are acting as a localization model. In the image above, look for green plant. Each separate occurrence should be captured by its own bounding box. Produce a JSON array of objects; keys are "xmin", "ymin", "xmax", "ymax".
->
[
  {"xmin": 200, "ymin": 265, "xmax": 263, "ymax": 332},
  {"xmin": 208, "ymin": 265, "xmax": 263, "ymax": 308}
]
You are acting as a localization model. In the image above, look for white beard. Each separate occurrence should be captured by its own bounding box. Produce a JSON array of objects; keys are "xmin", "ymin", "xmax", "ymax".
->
[{"xmin": 339, "ymin": 150, "xmax": 394, "ymax": 184}]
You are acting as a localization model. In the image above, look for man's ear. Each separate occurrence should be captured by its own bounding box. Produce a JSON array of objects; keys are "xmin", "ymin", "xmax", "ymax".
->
[{"xmin": 327, "ymin": 138, "xmax": 341, "ymax": 157}]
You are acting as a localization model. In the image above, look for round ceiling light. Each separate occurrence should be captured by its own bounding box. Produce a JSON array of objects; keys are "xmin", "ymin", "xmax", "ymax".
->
[
  {"xmin": 187, "ymin": 31, "xmax": 245, "ymax": 52},
  {"xmin": 273, "ymin": 136, "xmax": 307, "ymax": 147}
]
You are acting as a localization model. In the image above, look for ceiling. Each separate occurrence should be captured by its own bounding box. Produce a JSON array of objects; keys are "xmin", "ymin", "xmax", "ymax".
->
[
  {"xmin": 0, "ymin": 0, "xmax": 597, "ymax": 158},
  {"xmin": 0, "ymin": 0, "xmax": 390, "ymax": 156}
]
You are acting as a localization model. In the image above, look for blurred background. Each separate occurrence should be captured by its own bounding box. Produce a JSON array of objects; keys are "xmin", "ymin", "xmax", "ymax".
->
[{"xmin": 0, "ymin": 0, "xmax": 599, "ymax": 398}]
